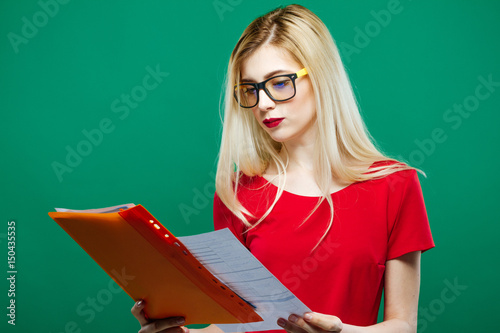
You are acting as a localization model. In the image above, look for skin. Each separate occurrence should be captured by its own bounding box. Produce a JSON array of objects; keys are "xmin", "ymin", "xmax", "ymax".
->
[
  {"xmin": 131, "ymin": 45, "xmax": 422, "ymax": 333},
  {"xmin": 241, "ymin": 45, "xmax": 317, "ymax": 150},
  {"xmin": 242, "ymin": 45, "xmax": 352, "ymax": 196}
]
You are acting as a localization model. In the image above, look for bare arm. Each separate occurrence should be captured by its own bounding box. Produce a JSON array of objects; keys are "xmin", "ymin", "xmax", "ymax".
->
[{"xmin": 278, "ymin": 251, "xmax": 422, "ymax": 333}]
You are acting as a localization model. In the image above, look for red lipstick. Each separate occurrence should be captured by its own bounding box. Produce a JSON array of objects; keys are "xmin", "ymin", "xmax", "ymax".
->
[{"xmin": 263, "ymin": 118, "xmax": 284, "ymax": 128}]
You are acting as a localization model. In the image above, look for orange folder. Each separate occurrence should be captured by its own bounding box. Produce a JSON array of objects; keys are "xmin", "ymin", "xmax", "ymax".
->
[{"xmin": 48, "ymin": 204, "xmax": 263, "ymax": 325}]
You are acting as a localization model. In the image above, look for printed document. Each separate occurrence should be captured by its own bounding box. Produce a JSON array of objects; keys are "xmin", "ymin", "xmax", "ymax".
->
[{"xmin": 179, "ymin": 228, "xmax": 310, "ymax": 332}]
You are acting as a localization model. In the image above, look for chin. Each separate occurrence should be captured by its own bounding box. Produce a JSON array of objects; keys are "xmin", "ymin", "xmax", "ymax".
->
[
  {"xmin": 261, "ymin": 125, "xmax": 298, "ymax": 143},
  {"xmin": 267, "ymin": 133, "xmax": 290, "ymax": 143}
]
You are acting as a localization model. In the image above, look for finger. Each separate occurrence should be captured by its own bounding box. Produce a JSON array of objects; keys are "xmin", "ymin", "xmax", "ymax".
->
[
  {"xmin": 139, "ymin": 317, "xmax": 186, "ymax": 333},
  {"xmin": 277, "ymin": 317, "xmax": 307, "ymax": 333},
  {"xmin": 303, "ymin": 312, "xmax": 343, "ymax": 332},
  {"xmin": 131, "ymin": 300, "xmax": 149, "ymax": 326},
  {"xmin": 287, "ymin": 314, "xmax": 318, "ymax": 333}
]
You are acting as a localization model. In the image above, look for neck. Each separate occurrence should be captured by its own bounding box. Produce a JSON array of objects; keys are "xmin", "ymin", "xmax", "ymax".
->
[{"xmin": 279, "ymin": 139, "xmax": 316, "ymax": 174}]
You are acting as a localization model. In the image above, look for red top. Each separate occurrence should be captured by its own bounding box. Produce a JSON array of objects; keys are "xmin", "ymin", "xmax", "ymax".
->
[{"xmin": 213, "ymin": 163, "xmax": 435, "ymax": 329}]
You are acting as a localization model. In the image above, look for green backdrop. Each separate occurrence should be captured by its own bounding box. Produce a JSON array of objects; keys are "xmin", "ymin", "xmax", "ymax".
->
[{"xmin": 1, "ymin": 0, "xmax": 499, "ymax": 332}]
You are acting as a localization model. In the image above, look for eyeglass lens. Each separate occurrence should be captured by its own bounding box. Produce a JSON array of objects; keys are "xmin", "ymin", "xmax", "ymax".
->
[{"xmin": 235, "ymin": 75, "xmax": 295, "ymax": 107}]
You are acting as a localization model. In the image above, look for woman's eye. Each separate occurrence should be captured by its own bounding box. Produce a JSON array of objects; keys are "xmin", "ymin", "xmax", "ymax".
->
[
  {"xmin": 273, "ymin": 79, "xmax": 291, "ymax": 89},
  {"xmin": 243, "ymin": 87, "xmax": 256, "ymax": 94}
]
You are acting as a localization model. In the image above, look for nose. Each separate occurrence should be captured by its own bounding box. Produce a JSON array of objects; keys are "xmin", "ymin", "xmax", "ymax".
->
[{"xmin": 257, "ymin": 89, "xmax": 275, "ymax": 111}]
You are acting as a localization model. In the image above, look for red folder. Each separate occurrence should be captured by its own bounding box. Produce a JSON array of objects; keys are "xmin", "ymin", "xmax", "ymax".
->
[{"xmin": 48, "ymin": 204, "xmax": 262, "ymax": 325}]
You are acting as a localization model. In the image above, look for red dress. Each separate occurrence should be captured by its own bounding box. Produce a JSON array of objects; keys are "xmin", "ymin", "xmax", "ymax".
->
[{"xmin": 213, "ymin": 163, "xmax": 435, "ymax": 329}]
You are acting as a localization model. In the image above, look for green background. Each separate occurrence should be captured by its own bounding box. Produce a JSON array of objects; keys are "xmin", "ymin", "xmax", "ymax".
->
[{"xmin": 1, "ymin": 0, "xmax": 499, "ymax": 332}]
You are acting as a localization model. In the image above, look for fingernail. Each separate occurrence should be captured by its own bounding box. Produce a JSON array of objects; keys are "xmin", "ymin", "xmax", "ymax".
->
[
  {"xmin": 176, "ymin": 317, "xmax": 185, "ymax": 325},
  {"xmin": 304, "ymin": 313, "xmax": 313, "ymax": 321},
  {"xmin": 137, "ymin": 300, "xmax": 143, "ymax": 307},
  {"xmin": 289, "ymin": 315, "xmax": 298, "ymax": 323},
  {"xmin": 277, "ymin": 318, "xmax": 286, "ymax": 327}
]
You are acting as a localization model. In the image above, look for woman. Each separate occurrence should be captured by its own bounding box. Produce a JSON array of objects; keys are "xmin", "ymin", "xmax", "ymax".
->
[{"xmin": 132, "ymin": 4, "xmax": 434, "ymax": 333}]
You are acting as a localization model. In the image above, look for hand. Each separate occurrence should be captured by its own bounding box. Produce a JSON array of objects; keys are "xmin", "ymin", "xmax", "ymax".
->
[
  {"xmin": 131, "ymin": 300, "xmax": 189, "ymax": 333},
  {"xmin": 277, "ymin": 312, "xmax": 343, "ymax": 333}
]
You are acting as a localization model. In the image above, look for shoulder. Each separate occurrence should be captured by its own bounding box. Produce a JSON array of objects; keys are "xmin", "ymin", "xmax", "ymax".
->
[
  {"xmin": 235, "ymin": 172, "xmax": 270, "ymax": 192},
  {"xmin": 363, "ymin": 160, "xmax": 421, "ymax": 195},
  {"xmin": 368, "ymin": 160, "xmax": 418, "ymax": 178},
  {"xmin": 215, "ymin": 172, "xmax": 273, "ymax": 206},
  {"xmin": 368, "ymin": 162, "xmax": 426, "ymax": 221},
  {"xmin": 368, "ymin": 159, "xmax": 408, "ymax": 171},
  {"xmin": 236, "ymin": 172, "xmax": 259, "ymax": 185},
  {"xmin": 215, "ymin": 172, "xmax": 268, "ymax": 200}
]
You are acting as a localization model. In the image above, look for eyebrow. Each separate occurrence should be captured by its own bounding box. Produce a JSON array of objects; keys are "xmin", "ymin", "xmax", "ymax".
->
[{"xmin": 241, "ymin": 69, "xmax": 290, "ymax": 82}]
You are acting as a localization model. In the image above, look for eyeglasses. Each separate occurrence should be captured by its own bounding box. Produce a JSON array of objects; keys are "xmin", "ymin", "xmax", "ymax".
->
[{"xmin": 234, "ymin": 68, "xmax": 308, "ymax": 108}]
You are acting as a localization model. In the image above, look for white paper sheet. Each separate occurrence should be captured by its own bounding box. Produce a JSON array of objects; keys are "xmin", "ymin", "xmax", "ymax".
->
[
  {"xmin": 178, "ymin": 228, "xmax": 310, "ymax": 333},
  {"xmin": 55, "ymin": 203, "xmax": 136, "ymax": 213}
]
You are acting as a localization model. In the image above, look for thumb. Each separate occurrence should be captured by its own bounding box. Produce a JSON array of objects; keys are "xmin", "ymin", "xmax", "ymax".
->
[{"xmin": 303, "ymin": 312, "xmax": 343, "ymax": 332}]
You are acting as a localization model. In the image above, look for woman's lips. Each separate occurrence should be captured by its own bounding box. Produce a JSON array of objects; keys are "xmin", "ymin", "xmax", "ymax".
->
[{"xmin": 263, "ymin": 118, "xmax": 284, "ymax": 128}]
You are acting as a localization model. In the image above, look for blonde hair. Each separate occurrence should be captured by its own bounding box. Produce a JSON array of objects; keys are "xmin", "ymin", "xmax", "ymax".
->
[{"xmin": 215, "ymin": 4, "xmax": 421, "ymax": 250}]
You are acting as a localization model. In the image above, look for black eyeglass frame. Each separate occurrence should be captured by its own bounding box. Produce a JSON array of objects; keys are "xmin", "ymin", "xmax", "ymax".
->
[{"xmin": 233, "ymin": 68, "xmax": 308, "ymax": 108}]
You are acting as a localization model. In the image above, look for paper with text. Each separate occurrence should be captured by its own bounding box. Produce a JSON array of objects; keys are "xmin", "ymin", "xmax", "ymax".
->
[{"xmin": 179, "ymin": 228, "xmax": 310, "ymax": 333}]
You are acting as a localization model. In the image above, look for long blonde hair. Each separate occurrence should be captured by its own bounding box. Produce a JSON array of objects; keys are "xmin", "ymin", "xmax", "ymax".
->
[{"xmin": 215, "ymin": 4, "xmax": 420, "ymax": 250}]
